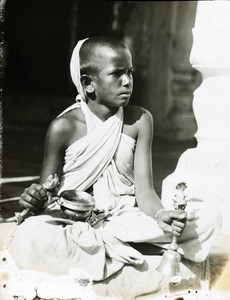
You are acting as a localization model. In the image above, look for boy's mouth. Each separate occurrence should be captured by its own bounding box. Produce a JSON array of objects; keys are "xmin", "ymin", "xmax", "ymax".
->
[{"xmin": 118, "ymin": 91, "xmax": 132, "ymax": 96}]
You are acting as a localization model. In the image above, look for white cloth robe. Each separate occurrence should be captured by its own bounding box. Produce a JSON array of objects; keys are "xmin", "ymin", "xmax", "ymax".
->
[{"xmin": 1, "ymin": 101, "xmax": 221, "ymax": 285}]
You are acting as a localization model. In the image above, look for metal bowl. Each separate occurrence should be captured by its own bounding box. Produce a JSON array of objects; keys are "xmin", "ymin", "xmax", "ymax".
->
[{"xmin": 57, "ymin": 190, "xmax": 95, "ymax": 221}]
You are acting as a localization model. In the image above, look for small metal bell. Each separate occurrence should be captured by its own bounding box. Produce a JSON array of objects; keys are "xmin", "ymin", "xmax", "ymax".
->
[
  {"xmin": 157, "ymin": 182, "xmax": 188, "ymax": 285},
  {"xmin": 156, "ymin": 234, "xmax": 182, "ymax": 284},
  {"xmin": 157, "ymin": 249, "xmax": 181, "ymax": 276}
]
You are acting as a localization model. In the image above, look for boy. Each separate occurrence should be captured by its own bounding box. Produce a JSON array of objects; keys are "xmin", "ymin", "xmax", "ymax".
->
[
  {"xmin": 2, "ymin": 37, "xmax": 220, "ymax": 298},
  {"xmin": 19, "ymin": 36, "xmax": 186, "ymax": 235}
]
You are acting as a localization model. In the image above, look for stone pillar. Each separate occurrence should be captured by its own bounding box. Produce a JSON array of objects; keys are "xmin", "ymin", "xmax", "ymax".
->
[
  {"xmin": 144, "ymin": 1, "xmax": 199, "ymax": 140},
  {"xmin": 160, "ymin": 3, "xmax": 230, "ymax": 295},
  {"xmin": 164, "ymin": 1, "xmax": 199, "ymax": 140},
  {"xmin": 161, "ymin": 0, "xmax": 230, "ymax": 249}
]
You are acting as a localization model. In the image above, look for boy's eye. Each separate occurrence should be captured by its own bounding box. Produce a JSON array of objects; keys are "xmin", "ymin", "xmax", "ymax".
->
[
  {"xmin": 111, "ymin": 69, "xmax": 133, "ymax": 77},
  {"xmin": 127, "ymin": 70, "xmax": 133, "ymax": 77},
  {"xmin": 112, "ymin": 70, "xmax": 122, "ymax": 76}
]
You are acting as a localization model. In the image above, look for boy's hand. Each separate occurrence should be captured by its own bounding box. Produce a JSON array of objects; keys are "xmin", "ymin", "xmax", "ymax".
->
[
  {"xmin": 87, "ymin": 209, "xmax": 111, "ymax": 227},
  {"xmin": 19, "ymin": 183, "xmax": 48, "ymax": 212},
  {"xmin": 157, "ymin": 210, "xmax": 187, "ymax": 237}
]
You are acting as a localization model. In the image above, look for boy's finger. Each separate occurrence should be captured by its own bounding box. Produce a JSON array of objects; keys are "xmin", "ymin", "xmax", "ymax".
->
[
  {"xmin": 172, "ymin": 220, "xmax": 186, "ymax": 228},
  {"xmin": 159, "ymin": 221, "xmax": 173, "ymax": 233},
  {"xmin": 30, "ymin": 184, "xmax": 47, "ymax": 198},
  {"xmin": 20, "ymin": 193, "xmax": 45, "ymax": 210},
  {"xmin": 19, "ymin": 199, "xmax": 36, "ymax": 211},
  {"xmin": 179, "ymin": 212, "xmax": 187, "ymax": 220},
  {"xmin": 172, "ymin": 230, "xmax": 181, "ymax": 237},
  {"xmin": 171, "ymin": 224, "xmax": 182, "ymax": 234},
  {"xmin": 30, "ymin": 189, "xmax": 47, "ymax": 202},
  {"xmin": 24, "ymin": 188, "xmax": 43, "ymax": 201}
]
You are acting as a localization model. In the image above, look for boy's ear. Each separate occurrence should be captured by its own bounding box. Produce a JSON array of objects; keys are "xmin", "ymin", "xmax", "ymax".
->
[{"xmin": 81, "ymin": 74, "xmax": 94, "ymax": 93}]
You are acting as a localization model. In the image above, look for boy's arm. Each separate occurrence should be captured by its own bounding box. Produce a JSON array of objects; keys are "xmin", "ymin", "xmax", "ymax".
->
[
  {"xmin": 19, "ymin": 117, "xmax": 69, "ymax": 211},
  {"xmin": 134, "ymin": 108, "xmax": 186, "ymax": 236},
  {"xmin": 39, "ymin": 117, "xmax": 69, "ymax": 183}
]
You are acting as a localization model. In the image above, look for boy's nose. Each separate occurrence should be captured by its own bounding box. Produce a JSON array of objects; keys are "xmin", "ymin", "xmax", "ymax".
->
[{"xmin": 121, "ymin": 74, "xmax": 132, "ymax": 86}]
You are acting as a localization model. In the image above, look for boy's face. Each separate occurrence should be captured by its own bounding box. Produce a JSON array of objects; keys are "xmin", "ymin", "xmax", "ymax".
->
[{"xmin": 91, "ymin": 46, "xmax": 133, "ymax": 108}]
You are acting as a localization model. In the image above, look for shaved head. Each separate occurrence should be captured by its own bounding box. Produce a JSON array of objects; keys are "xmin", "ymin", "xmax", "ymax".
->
[{"xmin": 79, "ymin": 36, "xmax": 129, "ymax": 76}]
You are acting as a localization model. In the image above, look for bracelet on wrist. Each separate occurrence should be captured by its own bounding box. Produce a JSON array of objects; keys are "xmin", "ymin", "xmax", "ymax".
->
[{"xmin": 155, "ymin": 208, "xmax": 166, "ymax": 220}]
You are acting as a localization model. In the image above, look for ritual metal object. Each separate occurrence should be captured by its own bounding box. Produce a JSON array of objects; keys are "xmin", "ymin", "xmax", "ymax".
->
[
  {"xmin": 0, "ymin": 173, "xmax": 110, "ymax": 226},
  {"xmin": 156, "ymin": 182, "xmax": 188, "ymax": 285},
  {"xmin": 0, "ymin": 174, "xmax": 59, "ymax": 225},
  {"xmin": 57, "ymin": 190, "xmax": 96, "ymax": 221},
  {"xmin": 58, "ymin": 189, "xmax": 112, "ymax": 225}
]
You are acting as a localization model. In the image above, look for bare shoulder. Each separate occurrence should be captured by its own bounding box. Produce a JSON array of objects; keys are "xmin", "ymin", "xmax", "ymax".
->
[
  {"xmin": 123, "ymin": 105, "xmax": 153, "ymax": 140},
  {"xmin": 124, "ymin": 105, "xmax": 153, "ymax": 126},
  {"xmin": 46, "ymin": 107, "xmax": 86, "ymax": 148}
]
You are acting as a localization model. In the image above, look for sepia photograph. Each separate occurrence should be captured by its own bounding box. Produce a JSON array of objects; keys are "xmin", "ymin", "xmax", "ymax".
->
[{"xmin": 0, "ymin": 1, "xmax": 230, "ymax": 299}]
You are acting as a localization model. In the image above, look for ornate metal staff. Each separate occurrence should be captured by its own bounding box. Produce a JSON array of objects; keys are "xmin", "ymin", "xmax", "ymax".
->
[
  {"xmin": 0, "ymin": 174, "xmax": 59, "ymax": 224},
  {"xmin": 156, "ymin": 182, "xmax": 188, "ymax": 285}
]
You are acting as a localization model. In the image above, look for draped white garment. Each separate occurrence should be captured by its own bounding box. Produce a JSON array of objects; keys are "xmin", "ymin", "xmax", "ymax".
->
[
  {"xmin": 60, "ymin": 100, "xmax": 121, "ymax": 190},
  {"xmin": 2, "ymin": 101, "xmax": 145, "ymax": 282},
  {"xmin": 52, "ymin": 100, "xmax": 136, "ymax": 212}
]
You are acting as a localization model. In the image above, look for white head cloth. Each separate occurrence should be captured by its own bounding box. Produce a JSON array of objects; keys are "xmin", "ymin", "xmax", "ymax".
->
[{"xmin": 70, "ymin": 38, "xmax": 89, "ymax": 101}]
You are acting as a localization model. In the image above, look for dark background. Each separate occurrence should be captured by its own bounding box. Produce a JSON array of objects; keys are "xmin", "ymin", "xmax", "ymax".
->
[
  {"xmin": 2, "ymin": 0, "xmax": 141, "ymax": 127},
  {"xmin": 0, "ymin": 0, "xmax": 196, "ymax": 197}
]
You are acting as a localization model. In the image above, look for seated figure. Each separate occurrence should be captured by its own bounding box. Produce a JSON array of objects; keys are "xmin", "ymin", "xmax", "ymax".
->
[{"xmin": 0, "ymin": 36, "xmax": 221, "ymax": 299}]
